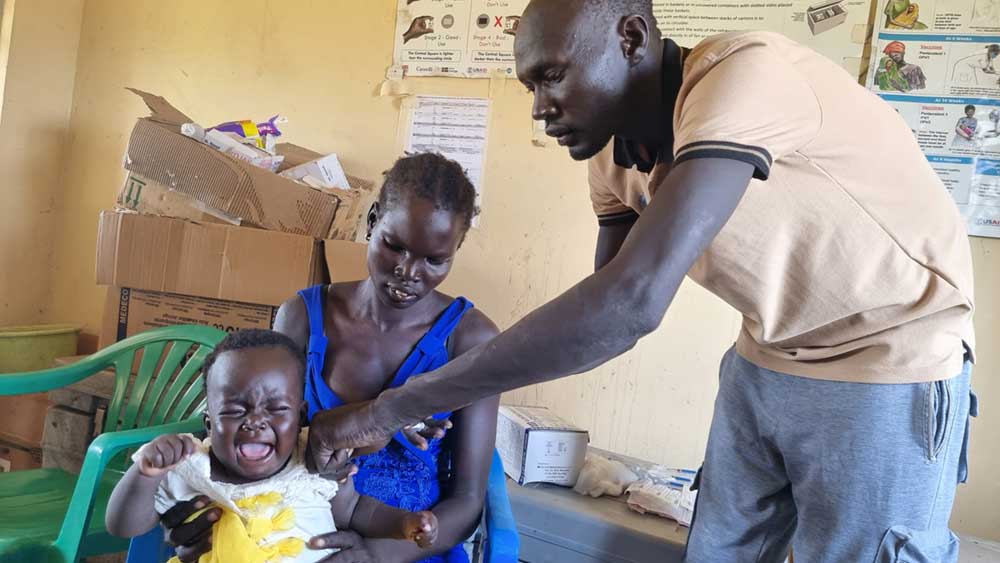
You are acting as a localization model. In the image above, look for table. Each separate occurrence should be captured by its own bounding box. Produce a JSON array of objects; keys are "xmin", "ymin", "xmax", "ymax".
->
[{"xmin": 507, "ymin": 480, "xmax": 688, "ymax": 563}]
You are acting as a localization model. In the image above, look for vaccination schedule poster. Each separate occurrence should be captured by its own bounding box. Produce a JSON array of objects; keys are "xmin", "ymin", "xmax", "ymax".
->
[
  {"xmin": 392, "ymin": 0, "xmax": 869, "ymax": 78},
  {"xmin": 866, "ymin": 0, "xmax": 1000, "ymax": 237}
]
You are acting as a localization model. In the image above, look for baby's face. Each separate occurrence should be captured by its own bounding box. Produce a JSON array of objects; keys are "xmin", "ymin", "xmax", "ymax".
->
[{"xmin": 204, "ymin": 347, "xmax": 305, "ymax": 483}]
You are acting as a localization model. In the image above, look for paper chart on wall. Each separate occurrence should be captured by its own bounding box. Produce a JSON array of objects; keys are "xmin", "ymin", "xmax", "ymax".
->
[
  {"xmin": 866, "ymin": 0, "xmax": 1000, "ymax": 237},
  {"xmin": 391, "ymin": 0, "xmax": 869, "ymax": 78},
  {"xmin": 404, "ymin": 96, "xmax": 491, "ymax": 224}
]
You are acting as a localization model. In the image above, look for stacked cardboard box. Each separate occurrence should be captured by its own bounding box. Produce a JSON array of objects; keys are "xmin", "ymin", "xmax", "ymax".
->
[
  {"xmin": 0, "ymin": 392, "xmax": 49, "ymax": 472},
  {"xmin": 95, "ymin": 90, "xmax": 376, "ymax": 346},
  {"xmin": 0, "ymin": 443, "xmax": 43, "ymax": 473}
]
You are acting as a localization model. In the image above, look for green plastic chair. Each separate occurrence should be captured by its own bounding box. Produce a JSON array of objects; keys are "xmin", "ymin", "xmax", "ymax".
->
[{"xmin": 0, "ymin": 325, "xmax": 227, "ymax": 563}]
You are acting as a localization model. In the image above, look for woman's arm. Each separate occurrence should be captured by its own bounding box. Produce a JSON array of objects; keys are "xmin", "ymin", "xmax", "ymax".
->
[
  {"xmin": 274, "ymin": 295, "xmax": 311, "ymax": 353},
  {"xmin": 329, "ymin": 475, "xmax": 437, "ymax": 547},
  {"xmin": 363, "ymin": 394, "xmax": 500, "ymax": 561},
  {"xmin": 349, "ymin": 310, "xmax": 501, "ymax": 562}
]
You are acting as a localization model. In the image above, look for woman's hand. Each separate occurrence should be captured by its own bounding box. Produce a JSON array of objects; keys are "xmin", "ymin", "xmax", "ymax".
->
[
  {"xmin": 310, "ymin": 531, "xmax": 400, "ymax": 563},
  {"xmin": 159, "ymin": 496, "xmax": 220, "ymax": 562},
  {"xmin": 401, "ymin": 418, "xmax": 453, "ymax": 450}
]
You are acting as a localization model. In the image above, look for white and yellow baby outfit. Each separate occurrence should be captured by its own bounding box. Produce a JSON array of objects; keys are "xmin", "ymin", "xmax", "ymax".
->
[{"xmin": 134, "ymin": 433, "xmax": 338, "ymax": 563}]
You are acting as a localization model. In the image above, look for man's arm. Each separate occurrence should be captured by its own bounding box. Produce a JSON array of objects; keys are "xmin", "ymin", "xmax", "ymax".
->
[
  {"xmin": 309, "ymin": 158, "xmax": 753, "ymax": 452},
  {"xmin": 595, "ymin": 219, "xmax": 637, "ymax": 272}
]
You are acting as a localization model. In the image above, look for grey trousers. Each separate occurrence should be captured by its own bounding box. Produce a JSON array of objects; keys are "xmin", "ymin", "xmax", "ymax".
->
[{"xmin": 684, "ymin": 347, "xmax": 976, "ymax": 563}]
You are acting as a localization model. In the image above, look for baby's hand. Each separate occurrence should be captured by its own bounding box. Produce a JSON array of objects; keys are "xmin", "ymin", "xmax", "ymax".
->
[
  {"xmin": 138, "ymin": 434, "xmax": 197, "ymax": 478},
  {"xmin": 402, "ymin": 511, "xmax": 438, "ymax": 548}
]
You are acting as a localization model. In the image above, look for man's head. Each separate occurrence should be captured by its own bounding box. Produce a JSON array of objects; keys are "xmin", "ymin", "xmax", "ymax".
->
[
  {"xmin": 965, "ymin": 104, "xmax": 977, "ymax": 117},
  {"xmin": 884, "ymin": 41, "xmax": 906, "ymax": 63},
  {"xmin": 515, "ymin": 0, "xmax": 660, "ymax": 161},
  {"xmin": 202, "ymin": 329, "xmax": 307, "ymax": 483}
]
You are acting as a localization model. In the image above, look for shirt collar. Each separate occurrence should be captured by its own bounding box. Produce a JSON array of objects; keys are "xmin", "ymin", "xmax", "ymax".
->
[{"xmin": 612, "ymin": 38, "xmax": 685, "ymax": 173}]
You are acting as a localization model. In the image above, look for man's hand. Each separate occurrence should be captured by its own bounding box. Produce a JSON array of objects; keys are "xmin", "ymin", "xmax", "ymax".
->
[
  {"xmin": 306, "ymin": 400, "xmax": 402, "ymax": 475},
  {"xmin": 137, "ymin": 434, "xmax": 197, "ymax": 478}
]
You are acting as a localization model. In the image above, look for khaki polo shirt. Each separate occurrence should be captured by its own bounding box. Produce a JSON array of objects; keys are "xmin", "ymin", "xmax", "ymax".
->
[{"xmin": 589, "ymin": 31, "xmax": 975, "ymax": 384}]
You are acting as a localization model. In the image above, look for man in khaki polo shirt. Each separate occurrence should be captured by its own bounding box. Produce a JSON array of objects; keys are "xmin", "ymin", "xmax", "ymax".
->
[{"xmin": 309, "ymin": 1, "xmax": 977, "ymax": 560}]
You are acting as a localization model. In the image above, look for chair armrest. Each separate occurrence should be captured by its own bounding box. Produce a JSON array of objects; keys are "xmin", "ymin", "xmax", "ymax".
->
[
  {"xmin": 51, "ymin": 418, "xmax": 203, "ymax": 561},
  {"xmin": 483, "ymin": 450, "xmax": 519, "ymax": 563},
  {"xmin": 0, "ymin": 356, "xmax": 112, "ymax": 396}
]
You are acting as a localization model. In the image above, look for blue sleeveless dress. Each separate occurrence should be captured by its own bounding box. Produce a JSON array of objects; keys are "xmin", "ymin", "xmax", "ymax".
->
[{"xmin": 298, "ymin": 285, "xmax": 474, "ymax": 563}]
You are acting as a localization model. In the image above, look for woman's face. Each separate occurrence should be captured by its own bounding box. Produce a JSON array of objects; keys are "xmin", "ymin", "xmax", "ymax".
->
[{"xmin": 367, "ymin": 194, "xmax": 467, "ymax": 309}]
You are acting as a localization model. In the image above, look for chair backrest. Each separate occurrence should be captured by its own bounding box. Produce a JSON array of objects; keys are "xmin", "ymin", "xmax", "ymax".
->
[{"xmin": 91, "ymin": 325, "xmax": 227, "ymax": 434}]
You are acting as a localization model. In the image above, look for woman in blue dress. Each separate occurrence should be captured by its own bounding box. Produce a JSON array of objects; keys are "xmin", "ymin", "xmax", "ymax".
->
[{"xmin": 275, "ymin": 153, "xmax": 500, "ymax": 563}]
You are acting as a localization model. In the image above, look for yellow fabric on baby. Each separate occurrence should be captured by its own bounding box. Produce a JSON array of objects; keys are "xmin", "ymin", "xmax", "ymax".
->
[
  {"xmin": 237, "ymin": 492, "xmax": 283, "ymax": 512},
  {"xmin": 166, "ymin": 492, "xmax": 305, "ymax": 563}
]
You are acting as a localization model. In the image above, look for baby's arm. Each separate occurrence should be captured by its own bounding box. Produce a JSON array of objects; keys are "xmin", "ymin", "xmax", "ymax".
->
[
  {"xmin": 106, "ymin": 434, "xmax": 198, "ymax": 538},
  {"xmin": 329, "ymin": 476, "xmax": 438, "ymax": 548}
]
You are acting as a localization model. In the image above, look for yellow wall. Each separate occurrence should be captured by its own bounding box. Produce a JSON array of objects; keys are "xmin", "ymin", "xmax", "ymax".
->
[
  {"xmin": 0, "ymin": 0, "xmax": 84, "ymax": 325},
  {"xmin": 36, "ymin": 0, "xmax": 999, "ymax": 541}
]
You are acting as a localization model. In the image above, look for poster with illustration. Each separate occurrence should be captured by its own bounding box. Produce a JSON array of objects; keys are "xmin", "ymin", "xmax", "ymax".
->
[
  {"xmin": 869, "ymin": 16, "xmax": 1000, "ymax": 236},
  {"xmin": 651, "ymin": 0, "xmax": 870, "ymax": 72},
  {"xmin": 878, "ymin": 0, "xmax": 999, "ymax": 34},
  {"xmin": 392, "ymin": 0, "xmax": 868, "ymax": 78},
  {"xmin": 392, "ymin": 0, "xmax": 527, "ymax": 78}
]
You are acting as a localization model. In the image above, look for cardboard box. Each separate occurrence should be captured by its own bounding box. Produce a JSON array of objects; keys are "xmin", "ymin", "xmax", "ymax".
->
[
  {"xmin": 280, "ymin": 153, "xmax": 352, "ymax": 191},
  {"xmin": 0, "ymin": 393, "xmax": 51, "ymax": 450},
  {"xmin": 275, "ymin": 143, "xmax": 377, "ymax": 242},
  {"xmin": 0, "ymin": 441, "xmax": 43, "ymax": 472},
  {"xmin": 324, "ymin": 240, "xmax": 370, "ymax": 282},
  {"xmin": 99, "ymin": 287, "xmax": 279, "ymax": 348},
  {"xmin": 96, "ymin": 210, "xmax": 323, "ymax": 306},
  {"xmin": 496, "ymin": 405, "xmax": 590, "ymax": 486},
  {"xmin": 123, "ymin": 88, "xmax": 340, "ymax": 239},
  {"xmin": 325, "ymin": 182, "xmax": 379, "ymax": 242},
  {"xmin": 117, "ymin": 171, "xmax": 240, "ymax": 226}
]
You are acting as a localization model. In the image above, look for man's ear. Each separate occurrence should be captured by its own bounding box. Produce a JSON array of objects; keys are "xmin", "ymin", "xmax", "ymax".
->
[
  {"xmin": 203, "ymin": 412, "xmax": 212, "ymax": 434},
  {"xmin": 619, "ymin": 14, "xmax": 651, "ymax": 66},
  {"xmin": 366, "ymin": 202, "xmax": 380, "ymax": 242}
]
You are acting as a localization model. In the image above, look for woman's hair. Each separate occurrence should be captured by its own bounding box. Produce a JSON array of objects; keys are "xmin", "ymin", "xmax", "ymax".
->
[
  {"xmin": 378, "ymin": 153, "xmax": 478, "ymax": 233},
  {"xmin": 202, "ymin": 329, "xmax": 306, "ymax": 390}
]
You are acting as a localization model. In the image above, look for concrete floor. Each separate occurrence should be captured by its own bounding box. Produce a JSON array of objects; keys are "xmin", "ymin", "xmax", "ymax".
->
[
  {"xmin": 961, "ymin": 537, "xmax": 1000, "ymax": 562},
  {"xmin": 91, "ymin": 535, "xmax": 1000, "ymax": 563}
]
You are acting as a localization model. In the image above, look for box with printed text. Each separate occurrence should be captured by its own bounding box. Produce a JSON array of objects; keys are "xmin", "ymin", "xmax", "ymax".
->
[{"xmin": 496, "ymin": 405, "xmax": 590, "ymax": 487}]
